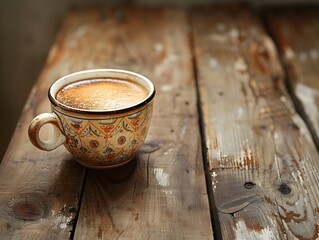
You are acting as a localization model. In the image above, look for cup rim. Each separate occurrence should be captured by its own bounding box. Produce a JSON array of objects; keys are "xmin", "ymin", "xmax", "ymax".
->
[{"xmin": 48, "ymin": 69, "xmax": 155, "ymax": 115}]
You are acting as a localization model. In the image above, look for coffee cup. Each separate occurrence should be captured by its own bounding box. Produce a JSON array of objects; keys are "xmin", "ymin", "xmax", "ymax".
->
[{"xmin": 28, "ymin": 69, "xmax": 155, "ymax": 169}]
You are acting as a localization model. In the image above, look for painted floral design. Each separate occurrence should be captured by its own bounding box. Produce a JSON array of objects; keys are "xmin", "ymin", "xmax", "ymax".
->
[
  {"xmin": 117, "ymin": 136, "xmax": 126, "ymax": 145},
  {"xmin": 55, "ymin": 103, "xmax": 153, "ymax": 168}
]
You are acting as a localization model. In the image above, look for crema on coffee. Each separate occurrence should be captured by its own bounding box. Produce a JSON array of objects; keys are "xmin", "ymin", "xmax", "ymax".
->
[{"xmin": 56, "ymin": 78, "xmax": 148, "ymax": 111}]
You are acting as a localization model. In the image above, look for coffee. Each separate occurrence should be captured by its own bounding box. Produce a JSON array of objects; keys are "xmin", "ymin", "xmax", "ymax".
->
[{"xmin": 56, "ymin": 78, "xmax": 148, "ymax": 111}]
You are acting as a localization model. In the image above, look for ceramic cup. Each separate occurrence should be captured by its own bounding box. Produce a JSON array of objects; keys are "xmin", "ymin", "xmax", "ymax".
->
[{"xmin": 28, "ymin": 69, "xmax": 155, "ymax": 169}]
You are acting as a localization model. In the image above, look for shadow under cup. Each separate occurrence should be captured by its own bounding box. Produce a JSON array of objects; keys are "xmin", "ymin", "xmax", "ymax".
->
[{"xmin": 28, "ymin": 69, "xmax": 155, "ymax": 169}]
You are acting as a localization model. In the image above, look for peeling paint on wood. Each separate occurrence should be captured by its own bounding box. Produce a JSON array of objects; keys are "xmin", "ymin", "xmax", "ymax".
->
[
  {"xmin": 192, "ymin": 3, "xmax": 319, "ymax": 239},
  {"xmin": 235, "ymin": 219, "xmax": 277, "ymax": 240}
]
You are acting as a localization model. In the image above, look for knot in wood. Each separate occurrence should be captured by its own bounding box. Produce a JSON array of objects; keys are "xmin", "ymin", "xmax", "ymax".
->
[
  {"xmin": 6, "ymin": 193, "xmax": 48, "ymax": 221},
  {"xmin": 278, "ymin": 183, "xmax": 292, "ymax": 195},
  {"xmin": 244, "ymin": 181, "xmax": 255, "ymax": 189}
]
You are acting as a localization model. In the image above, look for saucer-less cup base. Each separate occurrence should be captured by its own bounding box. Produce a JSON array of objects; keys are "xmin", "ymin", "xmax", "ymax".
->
[{"xmin": 28, "ymin": 69, "xmax": 155, "ymax": 169}]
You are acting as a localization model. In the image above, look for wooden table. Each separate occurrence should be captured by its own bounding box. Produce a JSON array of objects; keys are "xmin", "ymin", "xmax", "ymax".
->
[{"xmin": 1, "ymin": 4, "xmax": 319, "ymax": 239}]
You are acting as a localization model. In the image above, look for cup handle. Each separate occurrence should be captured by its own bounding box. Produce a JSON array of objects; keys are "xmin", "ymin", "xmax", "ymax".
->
[{"xmin": 28, "ymin": 113, "xmax": 66, "ymax": 151}]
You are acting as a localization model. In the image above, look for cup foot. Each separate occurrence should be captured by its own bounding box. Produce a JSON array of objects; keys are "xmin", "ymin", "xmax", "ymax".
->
[{"xmin": 76, "ymin": 157, "xmax": 135, "ymax": 170}]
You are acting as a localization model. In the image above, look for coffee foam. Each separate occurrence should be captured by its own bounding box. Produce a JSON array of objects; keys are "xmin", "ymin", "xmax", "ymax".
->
[{"xmin": 56, "ymin": 78, "xmax": 148, "ymax": 111}]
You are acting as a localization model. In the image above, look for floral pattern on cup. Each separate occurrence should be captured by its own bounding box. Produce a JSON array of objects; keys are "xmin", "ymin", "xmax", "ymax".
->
[
  {"xmin": 28, "ymin": 69, "xmax": 155, "ymax": 169},
  {"xmin": 55, "ymin": 104, "xmax": 153, "ymax": 168}
]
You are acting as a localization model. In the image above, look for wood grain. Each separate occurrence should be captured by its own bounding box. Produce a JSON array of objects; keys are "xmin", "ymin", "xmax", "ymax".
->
[
  {"xmin": 191, "ymin": 4, "xmax": 319, "ymax": 239},
  {"xmin": 266, "ymin": 6, "xmax": 319, "ymax": 149},
  {"xmin": 0, "ymin": 12, "xmax": 88, "ymax": 240},
  {"xmin": 0, "ymin": 7, "xmax": 214, "ymax": 239},
  {"xmin": 4, "ymin": 4, "xmax": 319, "ymax": 239},
  {"xmin": 60, "ymin": 8, "xmax": 213, "ymax": 239}
]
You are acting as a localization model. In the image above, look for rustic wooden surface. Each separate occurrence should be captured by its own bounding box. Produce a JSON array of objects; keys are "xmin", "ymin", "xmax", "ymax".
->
[
  {"xmin": 0, "ymin": 7, "xmax": 213, "ymax": 239},
  {"xmin": 191, "ymin": 4, "xmax": 319, "ymax": 239},
  {"xmin": 266, "ymin": 7, "xmax": 319, "ymax": 149},
  {"xmin": 0, "ymin": 16, "xmax": 88, "ymax": 240},
  {"xmin": 2, "ymin": 4, "xmax": 319, "ymax": 240},
  {"xmin": 67, "ymin": 8, "xmax": 213, "ymax": 239}
]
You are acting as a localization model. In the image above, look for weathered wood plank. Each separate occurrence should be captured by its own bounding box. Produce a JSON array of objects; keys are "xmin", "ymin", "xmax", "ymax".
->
[
  {"xmin": 192, "ymin": 4, "xmax": 319, "ymax": 239},
  {"xmin": 0, "ymin": 10, "xmax": 89, "ymax": 240},
  {"xmin": 62, "ymin": 8, "xmax": 213, "ymax": 239},
  {"xmin": 266, "ymin": 6, "xmax": 319, "ymax": 149}
]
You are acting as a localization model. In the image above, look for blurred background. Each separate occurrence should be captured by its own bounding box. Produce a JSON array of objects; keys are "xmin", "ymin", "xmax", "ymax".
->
[{"xmin": 0, "ymin": 0, "xmax": 316, "ymax": 159}]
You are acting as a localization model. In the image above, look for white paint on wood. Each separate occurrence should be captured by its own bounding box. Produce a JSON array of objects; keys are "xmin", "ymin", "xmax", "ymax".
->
[
  {"xmin": 235, "ymin": 219, "xmax": 277, "ymax": 240},
  {"xmin": 296, "ymin": 83, "xmax": 319, "ymax": 135},
  {"xmin": 154, "ymin": 168, "xmax": 170, "ymax": 187}
]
